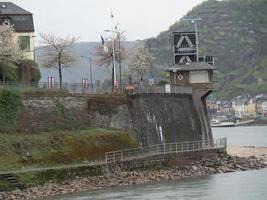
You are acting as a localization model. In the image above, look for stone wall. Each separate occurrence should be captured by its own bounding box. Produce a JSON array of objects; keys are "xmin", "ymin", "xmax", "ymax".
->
[
  {"xmin": 18, "ymin": 95, "xmax": 91, "ymax": 132},
  {"xmin": 13, "ymin": 93, "xmax": 211, "ymax": 148}
]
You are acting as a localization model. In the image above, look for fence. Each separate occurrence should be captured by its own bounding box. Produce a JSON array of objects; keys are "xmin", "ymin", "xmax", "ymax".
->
[
  {"xmin": 105, "ymin": 138, "xmax": 227, "ymax": 165},
  {"xmin": 0, "ymin": 81, "xmax": 192, "ymax": 95}
]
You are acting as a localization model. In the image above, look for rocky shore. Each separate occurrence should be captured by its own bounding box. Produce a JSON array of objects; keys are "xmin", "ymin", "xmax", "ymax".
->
[{"xmin": 0, "ymin": 153, "xmax": 266, "ymax": 200}]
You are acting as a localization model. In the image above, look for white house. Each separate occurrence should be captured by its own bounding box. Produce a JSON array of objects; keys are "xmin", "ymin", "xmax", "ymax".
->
[{"xmin": 0, "ymin": 2, "xmax": 35, "ymax": 60}]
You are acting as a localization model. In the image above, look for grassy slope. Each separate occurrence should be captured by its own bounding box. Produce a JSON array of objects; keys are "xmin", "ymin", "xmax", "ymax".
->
[{"xmin": 0, "ymin": 128, "xmax": 137, "ymax": 172}]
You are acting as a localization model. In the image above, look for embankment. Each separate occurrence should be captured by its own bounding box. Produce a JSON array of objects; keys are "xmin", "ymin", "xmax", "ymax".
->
[{"xmin": 0, "ymin": 153, "xmax": 265, "ymax": 200}]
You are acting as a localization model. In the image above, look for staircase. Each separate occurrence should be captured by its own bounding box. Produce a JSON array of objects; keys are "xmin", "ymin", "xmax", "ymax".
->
[{"xmin": 0, "ymin": 173, "xmax": 24, "ymax": 190}]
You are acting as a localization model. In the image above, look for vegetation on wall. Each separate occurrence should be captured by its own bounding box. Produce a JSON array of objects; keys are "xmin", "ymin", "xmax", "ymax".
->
[
  {"xmin": 0, "ymin": 89, "xmax": 21, "ymax": 131},
  {"xmin": 0, "ymin": 90, "xmax": 21, "ymax": 131}
]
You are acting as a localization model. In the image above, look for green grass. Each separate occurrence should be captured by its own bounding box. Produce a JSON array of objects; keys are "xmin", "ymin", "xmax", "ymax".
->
[{"xmin": 0, "ymin": 128, "xmax": 137, "ymax": 172}]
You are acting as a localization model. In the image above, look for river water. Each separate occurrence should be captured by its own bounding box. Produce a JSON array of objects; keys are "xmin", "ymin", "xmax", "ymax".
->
[{"xmin": 44, "ymin": 126, "xmax": 267, "ymax": 200}]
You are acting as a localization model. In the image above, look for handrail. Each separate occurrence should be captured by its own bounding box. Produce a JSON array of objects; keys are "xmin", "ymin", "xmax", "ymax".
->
[
  {"xmin": 105, "ymin": 138, "xmax": 227, "ymax": 165},
  {"xmin": 0, "ymin": 81, "xmax": 192, "ymax": 95}
]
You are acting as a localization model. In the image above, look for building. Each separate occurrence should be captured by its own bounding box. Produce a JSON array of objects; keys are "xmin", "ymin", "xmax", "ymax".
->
[
  {"xmin": 165, "ymin": 31, "xmax": 215, "ymax": 142},
  {"xmin": 167, "ymin": 62, "xmax": 215, "ymax": 91},
  {"xmin": 0, "ymin": 2, "xmax": 35, "ymax": 60},
  {"xmin": 166, "ymin": 31, "xmax": 215, "ymax": 94}
]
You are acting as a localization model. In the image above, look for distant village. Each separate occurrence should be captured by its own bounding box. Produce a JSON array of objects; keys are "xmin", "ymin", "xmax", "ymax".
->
[{"xmin": 207, "ymin": 93, "xmax": 267, "ymax": 120}]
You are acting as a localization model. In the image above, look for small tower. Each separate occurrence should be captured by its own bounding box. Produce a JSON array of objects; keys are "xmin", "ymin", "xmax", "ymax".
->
[{"xmin": 167, "ymin": 31, "xmax": 215, "ymax": 94}]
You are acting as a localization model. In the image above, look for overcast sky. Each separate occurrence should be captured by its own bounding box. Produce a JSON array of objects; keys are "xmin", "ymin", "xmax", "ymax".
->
[{"xmin": 10, "ymin": 0, "xmax": 204, "ymax": 43}]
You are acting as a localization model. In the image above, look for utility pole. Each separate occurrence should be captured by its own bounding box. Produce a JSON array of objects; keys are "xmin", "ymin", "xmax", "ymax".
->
[
  {"xmin": 89, "ymin": 57, "xmax": 93, "ymax": 92},
  {"xmin": 118, "ymin": 32, "xmax": 122, "ymax": 93}
]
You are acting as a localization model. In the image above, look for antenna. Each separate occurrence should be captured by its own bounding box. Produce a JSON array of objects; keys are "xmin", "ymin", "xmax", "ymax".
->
[{"xmin": 181, "ymin": 18, "xmax": 202, "ymax": 62}]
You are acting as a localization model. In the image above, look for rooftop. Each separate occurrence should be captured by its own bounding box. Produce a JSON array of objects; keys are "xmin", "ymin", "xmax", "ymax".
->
[
  {"xmin": 0, "ymin": 2, "xmax": 32, "ymax": 15},
  {"xmin": 165, "ymin": 62, "xmax": 216, "ymax": 72}
]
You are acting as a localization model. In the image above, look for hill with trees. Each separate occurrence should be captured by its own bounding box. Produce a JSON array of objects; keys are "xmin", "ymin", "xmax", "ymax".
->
[{"xmin": 145, "ymin": 0, "xmax": 267, "ymax": 98}]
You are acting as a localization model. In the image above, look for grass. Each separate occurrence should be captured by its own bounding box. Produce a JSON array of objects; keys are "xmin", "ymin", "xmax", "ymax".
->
[{"xmin": 0, "ymin": 128, "xmax": 137, "ymax": 172}]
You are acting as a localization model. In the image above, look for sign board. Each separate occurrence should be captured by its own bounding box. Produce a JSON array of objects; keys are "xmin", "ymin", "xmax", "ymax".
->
[
  {"xmin": 82, "ymin": 78, "xmax": 89, "ymax": 94},
  {"xmin": 173, "ymin": 32, "xmax": 197, "ymax": 64},
  {"xmin": 149, "ymin": 74, "xmax": 154, "ymax": 85},
  {"xmin": 199, "ymin": 56, "xmax": 214, "ymax": 66},
  {"xmin": 165, "ymin": 84, "xmax": 171, "ymax": 93},
  {"xmin": 48, "ymin": 77, "xmax": 55, "ymax": 89}
]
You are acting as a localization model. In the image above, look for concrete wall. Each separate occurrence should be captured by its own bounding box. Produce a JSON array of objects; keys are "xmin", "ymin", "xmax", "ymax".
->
[{"xmin": 128, "ymin": 94, "xmax": 203, "ymax": 146}]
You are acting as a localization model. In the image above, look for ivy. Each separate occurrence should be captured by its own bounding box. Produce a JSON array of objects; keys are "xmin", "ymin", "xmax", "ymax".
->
[{"xmin": 0, "ymin": 89, "xmax": 21, "ymax": 130}]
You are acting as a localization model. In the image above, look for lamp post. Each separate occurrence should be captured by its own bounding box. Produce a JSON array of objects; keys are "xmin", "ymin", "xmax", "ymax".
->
[
  {"xmin": 104, "ymin": 29, "xmax": 126, "ymax": 93},
  {"xmin": 181, "ymin": 18, "xmax": 202, "ymax": 62}
]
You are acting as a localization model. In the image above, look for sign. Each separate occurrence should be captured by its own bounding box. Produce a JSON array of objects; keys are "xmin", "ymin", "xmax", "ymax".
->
[
  {"xmin": 165, "ymin": 84, "xmax": 171, "ymax": 93},
  {"xmin": 82, "ymin": 78, "xmax": 88, "ymax": 94},
  {"xmin": 149, "ymin": 74, "xmax": 154, "ymax": 85},
  {"xmin": 199, "ymin": 56, "xmax": 214, "ymax": 66},
  {"xmin": 48, "ymin": 77, "xmax": 55, "ymax": 89},
  {"xmin": 173, "ymin": 32, "xmax": 197, "ymax": 64}
]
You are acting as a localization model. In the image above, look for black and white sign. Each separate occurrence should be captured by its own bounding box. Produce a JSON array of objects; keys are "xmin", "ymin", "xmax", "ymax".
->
[{"xmin": 173, "ymin": 32, "xmax": 197, "ymax": 64}]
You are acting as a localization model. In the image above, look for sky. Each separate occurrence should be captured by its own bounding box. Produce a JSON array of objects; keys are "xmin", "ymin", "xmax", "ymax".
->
[{"xmin": 9, "ymin": 0, "xmax": 204, "ymax": 43}]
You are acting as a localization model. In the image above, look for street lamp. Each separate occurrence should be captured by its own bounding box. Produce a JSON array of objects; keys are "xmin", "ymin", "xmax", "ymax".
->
[{"xmin": 104, "ymin": 29, "xmax": 126, "ymax": 93}]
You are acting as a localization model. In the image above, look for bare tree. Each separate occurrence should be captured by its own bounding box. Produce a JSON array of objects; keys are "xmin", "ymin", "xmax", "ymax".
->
[
  {"xmin": 0, "ymin": 24, "xmax": 23, "ymax": 64},
  {"xmin": 128, "ymin": 44, "xmax": 152, "ymax": 83},
  {"xmin": 95, "ymin": 33, "xmax": 127, "ymax": 91},
  {"xmin": 40, "ymin": 33, "xmax": 78, "ymax": 87}
]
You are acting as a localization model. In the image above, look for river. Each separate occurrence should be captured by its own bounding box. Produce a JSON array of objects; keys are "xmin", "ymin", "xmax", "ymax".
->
[{"xmin": 43, "ymin": 126, "xmax": 267, "ymax": 200}]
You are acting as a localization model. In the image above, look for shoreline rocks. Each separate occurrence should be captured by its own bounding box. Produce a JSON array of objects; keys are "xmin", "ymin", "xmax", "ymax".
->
[{"xmin": 0, "ymin": 154, "xmax": 266, "ymax": 200}]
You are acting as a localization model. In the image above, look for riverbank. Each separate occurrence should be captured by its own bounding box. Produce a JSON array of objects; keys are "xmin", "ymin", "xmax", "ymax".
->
[
  {"xmin": 227, "ymin": 146, "xmax": 267, "ymax": 161},
  {"xmin": 0, "ymin": 153, "xmax": 266, "ymax": 200}
]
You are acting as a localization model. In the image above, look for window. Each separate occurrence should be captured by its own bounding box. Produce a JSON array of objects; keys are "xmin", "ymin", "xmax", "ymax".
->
[
  {"xmin": 189, "ymin": 71, "xmax": 210, "ymax": 83},
  {"xmin": 3, "ymin": 18, "xmax": 10, "ymax": 26},
  {"xmin": 19, "ymin": 36, "xmax": 30, "ymax": 51}
]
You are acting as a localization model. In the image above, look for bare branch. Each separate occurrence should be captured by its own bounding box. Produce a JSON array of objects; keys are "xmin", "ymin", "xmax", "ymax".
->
[{"xmin": 39, "ymin": 32, "xmax": 79, "ymax": 85}]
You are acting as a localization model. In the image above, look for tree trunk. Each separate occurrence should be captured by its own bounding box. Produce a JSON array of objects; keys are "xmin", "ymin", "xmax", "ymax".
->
[
  {"xmin": 140, "ymin": 73, "xmax": 143, "ymax": 84},
  {"xmin": 58, "ymin": 61, "xmax": 62, "ymax": 89}
]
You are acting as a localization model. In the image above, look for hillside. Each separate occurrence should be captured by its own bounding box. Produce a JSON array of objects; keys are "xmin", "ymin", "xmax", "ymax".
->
[{"xmin": 146, "ymin": 0, "xmax": 267, "ymax": 98}]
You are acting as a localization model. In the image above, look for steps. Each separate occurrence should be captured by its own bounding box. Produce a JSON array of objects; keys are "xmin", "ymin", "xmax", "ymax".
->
[{"xmin": 0, "ymin": 174, "xmax": 24, "ymax": 190}]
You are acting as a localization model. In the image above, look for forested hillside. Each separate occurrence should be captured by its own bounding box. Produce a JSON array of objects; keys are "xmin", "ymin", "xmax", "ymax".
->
[{"xmin": 146, "ymin": 0, "xmax": 267, "ymax": 98}]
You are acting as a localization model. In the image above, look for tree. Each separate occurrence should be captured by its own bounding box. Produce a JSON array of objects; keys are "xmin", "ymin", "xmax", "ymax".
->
[
  {"xmin": 0, "ymin": 24, "xmax": 24, "ymax": 81},
  {"xmin": 40, "ymin": 33, "xmax": 78, "ymax": 87},
  {"xmin": 95, "ymin": 32, "xmax": 127, "ymax": 91},
  {"xmin": 128, "ymin": 44, "xmax": 152, "ymax": 83},
  {"xmin": 0, "ymin": 24, "xmax": 23, "ymax": 63}
]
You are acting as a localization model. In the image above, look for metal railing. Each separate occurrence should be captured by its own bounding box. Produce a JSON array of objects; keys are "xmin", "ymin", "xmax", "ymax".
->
[
  {"xmin": 105, "ymin": 138, "xmax": 227, "ymax": 165},
  {"xmin": 0, "ymin": 81, "xmax": 192, "ymax": 95},
  {"xmin": 135, "ymin": 85, "xmax": 192, "ymax": 94}
]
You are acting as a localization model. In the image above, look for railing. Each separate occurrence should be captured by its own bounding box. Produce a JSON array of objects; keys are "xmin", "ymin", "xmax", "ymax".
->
[
  {"xmin": 105, "ymin": 138, "xmax": 227, "ymax": 165},
  {"xmin": 135, "ymin": 85, "xmax": 192, "ymax": 94},
  {"xmin": 0, "ymin": 81, "xmax": 192, "ymax": 95}
]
